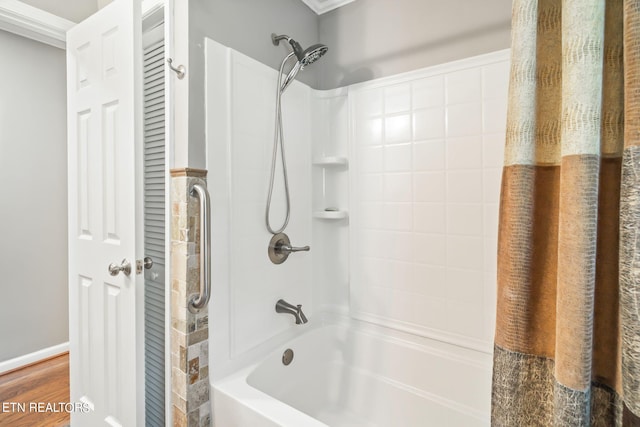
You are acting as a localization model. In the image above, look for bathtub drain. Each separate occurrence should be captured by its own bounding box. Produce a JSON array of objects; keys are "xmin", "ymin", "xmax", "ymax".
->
[{"xmin": 282, "ymin": 349, "xmax": 294, "ymax": 366}]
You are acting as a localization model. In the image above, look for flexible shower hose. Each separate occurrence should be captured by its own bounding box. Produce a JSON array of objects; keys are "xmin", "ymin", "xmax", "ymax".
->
[{"xmin": 265, "ymin": 53, "xmax": 296, "ymax": 234}]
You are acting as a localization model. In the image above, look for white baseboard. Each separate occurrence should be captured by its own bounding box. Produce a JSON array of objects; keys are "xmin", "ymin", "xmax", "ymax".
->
[{"xmin": 0, "ymin": 342, "xmax": 69, "ymax": 374}]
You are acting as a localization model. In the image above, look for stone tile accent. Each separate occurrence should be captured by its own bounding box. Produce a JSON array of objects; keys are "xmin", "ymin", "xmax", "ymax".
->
[{"xmin": 170, "ymin": 168, "xmax": 211, "ymax": 427}]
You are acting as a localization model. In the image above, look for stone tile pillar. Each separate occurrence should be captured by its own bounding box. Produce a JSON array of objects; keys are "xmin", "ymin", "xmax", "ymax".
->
[{"xmin": 170, "ymin": 168, "xmax": 211, "ymax": 427}]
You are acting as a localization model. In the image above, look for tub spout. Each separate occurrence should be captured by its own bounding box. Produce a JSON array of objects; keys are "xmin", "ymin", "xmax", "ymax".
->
[{"xmin": 276, "ymin": 299, "xmax": 308, "ymax": 325}]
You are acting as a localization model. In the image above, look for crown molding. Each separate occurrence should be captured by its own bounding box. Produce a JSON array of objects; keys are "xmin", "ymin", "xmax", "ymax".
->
[
  {"xmin": 300, "ymin": 0, "xmax": 356, "ymax": 15},
  {"xmin": 0, "ymin": 0, "xmax": 74, "ymax": 49}
]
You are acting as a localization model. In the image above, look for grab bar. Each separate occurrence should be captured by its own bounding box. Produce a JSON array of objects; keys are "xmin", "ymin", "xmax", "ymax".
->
[{"xmin": 188, "ymin": 183, "xmax": 211, "ymax": 313}]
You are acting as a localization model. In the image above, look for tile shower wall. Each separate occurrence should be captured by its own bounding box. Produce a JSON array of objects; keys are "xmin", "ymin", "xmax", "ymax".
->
[
  {"xmin": 170, "ymin": 169, "xmax": 211, "ymax": 427},
  {"xmin": 349, "ymin": 51, "xmax": 509, "ymax": 352}
]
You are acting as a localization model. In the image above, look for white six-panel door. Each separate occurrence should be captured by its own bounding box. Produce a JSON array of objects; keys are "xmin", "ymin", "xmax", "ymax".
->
[{"xmin": 66, "ymin": 0, "xmax": 144, "ymax": 425}]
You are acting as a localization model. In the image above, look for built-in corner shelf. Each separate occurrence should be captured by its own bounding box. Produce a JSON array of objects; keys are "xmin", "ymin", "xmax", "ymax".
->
[
  {"xmin": 313, "ymin": 210, "xmax": 349, "ymax": 220},
  {"xmin": 312, "ymin": 156, "xmax": 348, "ymax": 167},
  {"xmin": 313, "ymin": 156, "xmax": 348, "ymax": 221}
]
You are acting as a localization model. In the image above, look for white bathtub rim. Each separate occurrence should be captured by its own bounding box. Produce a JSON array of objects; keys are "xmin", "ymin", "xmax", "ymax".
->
[
  {"xmin": 212, "ymin": 309, "xmax": 493, "ymax": 381},
  {"xmin": 212, "ymin": 310, "xmax": 494, "ymax": 385},
  {"xmin": 214, "ymin": 366, "xmax": 329, "ymax": 427},
  {"xmin": 214, "ymin": 361, "xmax": 488, "ymax": 427},
  {"xmin": 212, "ymin": 314, "xmax": 492, "ymax": 425},
  {"xmin": 262, "ymin": 320, "xmax": 489, "ymax": 419}
]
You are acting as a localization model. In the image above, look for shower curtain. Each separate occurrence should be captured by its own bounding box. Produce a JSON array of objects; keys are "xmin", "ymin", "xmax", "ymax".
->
[{"xmin": 491, "ymin": 0, "xmax": 640, "ymax": 425}]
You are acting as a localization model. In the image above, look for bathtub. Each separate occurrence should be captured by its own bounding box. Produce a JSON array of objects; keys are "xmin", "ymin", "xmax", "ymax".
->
[{"xmin": 212, "ymin": 317, "xmax": 492, "ymax": 426}]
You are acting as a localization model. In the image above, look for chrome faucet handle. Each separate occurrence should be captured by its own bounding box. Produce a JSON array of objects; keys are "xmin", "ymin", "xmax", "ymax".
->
[
  {"xmin": 280, "ymin": 244, "xmax": 310, "ymax": 253},
  {"xmin": 268, "ymin": 233, "xmax": 310, "ymax": 264}
]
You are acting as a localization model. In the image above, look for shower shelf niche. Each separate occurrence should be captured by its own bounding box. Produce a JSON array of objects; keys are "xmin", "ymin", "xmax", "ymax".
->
[
  {"xmin": 312, "ymin": 155, "xmax": 349, "ymax": 220},
  {"xmin": 313, "ymin": 210, "xmax": 349, "ymax": 220},
  {"xmin": 312, "ymin": 156, "xmax": 348, "ymax": 167}
]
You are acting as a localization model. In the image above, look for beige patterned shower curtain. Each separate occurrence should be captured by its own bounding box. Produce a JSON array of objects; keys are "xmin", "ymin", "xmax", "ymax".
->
[{"xmin": 491, "ymin": 0, "xmax": 640, "ymax": 425}]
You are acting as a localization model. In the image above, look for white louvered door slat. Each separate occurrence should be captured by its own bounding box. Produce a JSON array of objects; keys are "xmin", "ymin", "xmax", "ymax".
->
[{"xmin": 143, "ymin": 36, "xmax": 166, "ymax": 427}]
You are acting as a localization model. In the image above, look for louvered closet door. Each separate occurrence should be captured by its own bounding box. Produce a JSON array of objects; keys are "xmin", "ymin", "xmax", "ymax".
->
[{"xmin": 143, "ymin": 36, "xmax": 166, "ymax": 427}]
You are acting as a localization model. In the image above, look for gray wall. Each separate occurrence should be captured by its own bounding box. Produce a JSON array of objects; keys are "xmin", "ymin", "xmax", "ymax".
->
[
  {"xmin": 0, "ymin": 30, "xmax": 68, "ymax": 362},
  {"xmin": 188, "ymin": 0, "xmax": 320, "ymax": 168},
  {"xmin": 188, "ymin": 0, "xmax": 511, "ymax": 165},
  {"xmin": 317, "ymin": 0, "xmax": 512, "ymax": 89}
]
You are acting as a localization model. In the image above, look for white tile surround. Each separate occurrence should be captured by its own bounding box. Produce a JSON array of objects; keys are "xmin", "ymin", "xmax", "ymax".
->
[
  {"xmin": 349, "ymin": 51, "xmax": 509, "ymax": 352},
  {"xmin": 206, "ymin": 38, "xmax": 509, "ymax": 380}
]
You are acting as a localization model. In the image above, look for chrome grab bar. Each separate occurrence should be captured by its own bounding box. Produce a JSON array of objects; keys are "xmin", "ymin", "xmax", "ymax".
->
[{"xmin": 188, "ymin": 183, "xmax": 211, "ymax": 313}]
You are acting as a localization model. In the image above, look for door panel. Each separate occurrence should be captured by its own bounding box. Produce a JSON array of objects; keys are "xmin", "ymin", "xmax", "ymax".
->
[
  {"xmin": 67, "ymin": 0, "xmax": 143, "ymax": 425},
  {"xmin": 143, "ymin": 34, "xmax": 166, "ymax": 426}
]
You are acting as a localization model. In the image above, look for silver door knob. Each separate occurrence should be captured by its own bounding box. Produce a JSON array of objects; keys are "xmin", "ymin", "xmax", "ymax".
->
[
  {"xmin": 143, "ymin": 257, "xmax": 153, "ymax": 269},
  {"xmin": 108, "ymin": 259, "xmax": 131, "ymax": 276}
]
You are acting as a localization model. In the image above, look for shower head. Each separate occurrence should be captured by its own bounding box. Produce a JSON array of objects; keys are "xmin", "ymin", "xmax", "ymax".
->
[
  {"xmin": 271, "ymin": 33, "xmax": 328, "ymax": 68},
  {"xmin": 272, "ymin": 33, "xmax": 328, "ymax": 92},
  {"xmin": 298, "ymin": 44, "xmax": 329, "ymax": 67}
]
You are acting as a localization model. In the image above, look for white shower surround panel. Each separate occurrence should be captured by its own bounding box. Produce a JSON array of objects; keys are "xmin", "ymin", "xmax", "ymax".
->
[
  {"xmin": 205, "ymin": 38, "xmax": 509, "ymax": 425},
  {"xmin": 311, "ymin": 88, "xmax": 350, "ymax": 312},
  {"xmin": 206, "ymin": 39, "xmax": 313, "ymax": 377},
  {"xmin": 349, "ymin": 50, "xmax": 510, "ymax": 354},
  {"xmin": 206, "ymin": 40, "xmax": 510, "ymax": 373}
]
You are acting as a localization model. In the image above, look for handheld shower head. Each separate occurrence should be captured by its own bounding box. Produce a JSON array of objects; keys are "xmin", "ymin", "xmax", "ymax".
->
[
  {"xmin": 283, "ymin": 39, "xmax": 328, "ymax": 67},
  {"xmin": 299, "ymin": 44, "xmax": 328, "ymax": 67},
  {"xmin": 271, "ymin": 33, "xmax": 328, "ymax": 92},
  {"xmin": 266, "ymin": 34, "xmax": 329, "ymax": 235}
]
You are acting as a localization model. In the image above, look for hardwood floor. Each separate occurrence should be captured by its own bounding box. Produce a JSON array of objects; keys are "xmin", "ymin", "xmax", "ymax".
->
[{"xmin": 0, "ymin": 353, "xmax": 70, "ymax": 427}]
